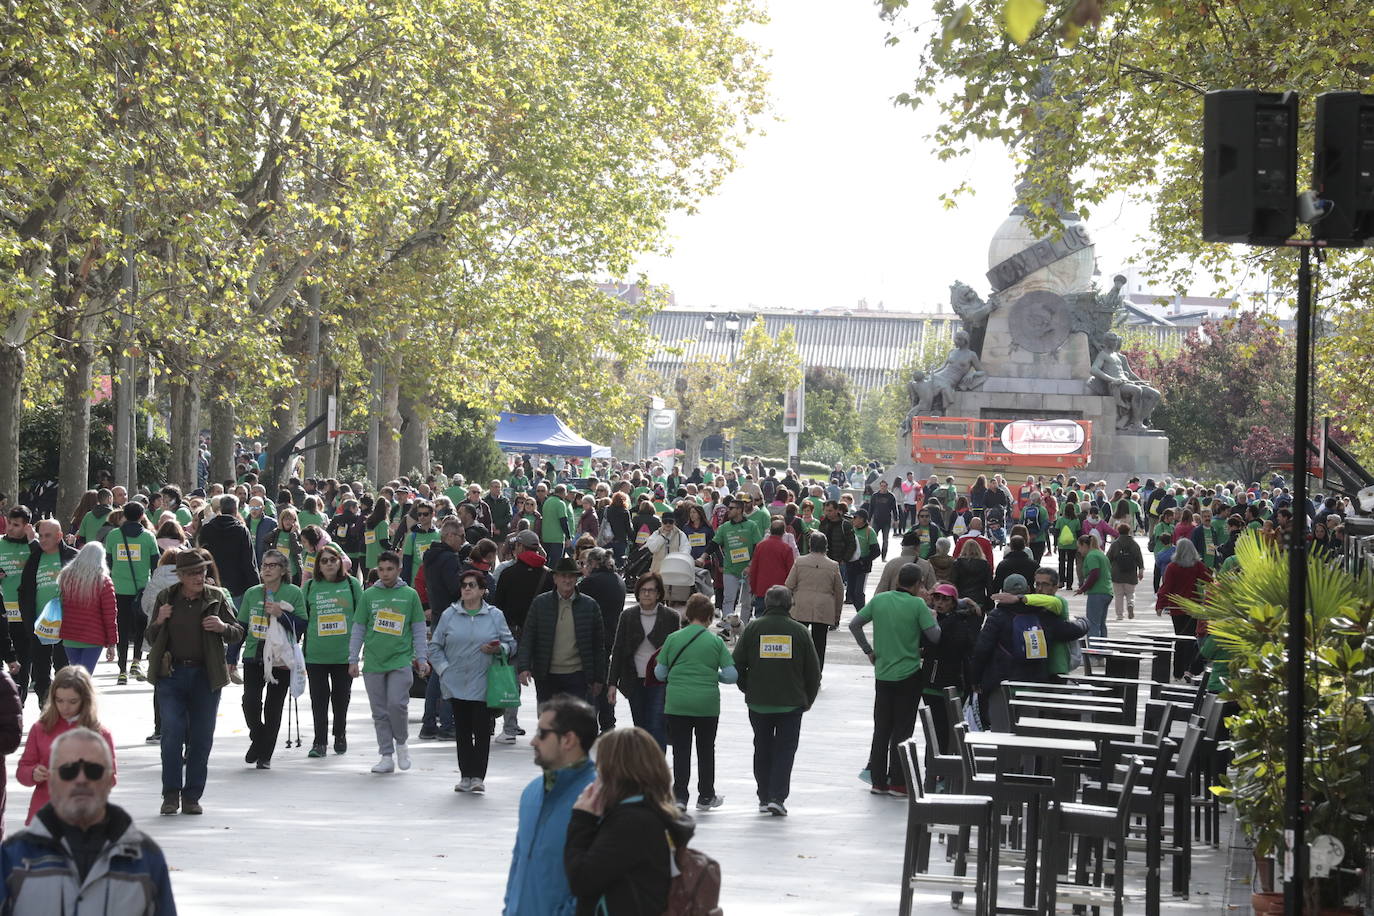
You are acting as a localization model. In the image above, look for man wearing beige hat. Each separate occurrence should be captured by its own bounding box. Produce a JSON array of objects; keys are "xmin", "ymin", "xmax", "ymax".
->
[{"xmin": 146, "ymin": 550, "xmax": 244, "ymax": 815}]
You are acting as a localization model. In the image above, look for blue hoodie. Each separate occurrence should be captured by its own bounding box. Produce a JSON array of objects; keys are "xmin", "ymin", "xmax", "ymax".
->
[{"xmin": 504, "ymin": 757, "xmax": 596, "ymax": 916}]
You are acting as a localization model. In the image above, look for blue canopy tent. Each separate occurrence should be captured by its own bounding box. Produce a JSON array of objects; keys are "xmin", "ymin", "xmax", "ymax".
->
[{"xmin": 495, "ymin": 412, "xmax": 611, "ymax": 458}]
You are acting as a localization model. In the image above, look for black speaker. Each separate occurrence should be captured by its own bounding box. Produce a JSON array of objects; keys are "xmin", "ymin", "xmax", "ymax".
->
[
  {"xmin": 1313, "ymin": 92, "xmax": 1374, "ymax": 247},
  {"xmin": 1203, "ymin": 90, "xmax": 1299, "ymax": 245}
]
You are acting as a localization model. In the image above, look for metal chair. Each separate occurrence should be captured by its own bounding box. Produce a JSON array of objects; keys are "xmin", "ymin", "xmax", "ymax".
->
[
  {"xmin": 918, "ymin": 704, "xmax": 964, "ymax": 794},
  {"xmin": 897, "ymin": 740, "xmax": 998, "ymax": 916},
  {"xmin": 1038, "ymin": 757, "xmax": 1146, "ymax": 915}
]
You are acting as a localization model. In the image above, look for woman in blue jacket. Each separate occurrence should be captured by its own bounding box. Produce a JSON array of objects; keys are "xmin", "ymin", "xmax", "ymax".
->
[{"xmin": 428, "ymin": 569, "xmax": 516, "ymax": 794}]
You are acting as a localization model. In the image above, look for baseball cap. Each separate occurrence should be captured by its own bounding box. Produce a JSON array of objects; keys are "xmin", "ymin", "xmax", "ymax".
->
[
  {"xmin": 1002, "ymin": 574, "xmax": 1029, "ymax": 595},
  {"xmin": 661, "ymin": 512, "xmax": 676, "ymax": 524},
  {"xmin": 514, "ymin": 530, "xmax": 540, "ymax": 548},
  {"xmin": 931, "ymin": 583, "xmax": 959, "ymax": 600}
]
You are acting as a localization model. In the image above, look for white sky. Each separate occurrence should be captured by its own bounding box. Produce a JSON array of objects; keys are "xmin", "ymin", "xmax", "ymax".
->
[{"xmin": 635, "ymin": 0, "xmax": 1154, "ymax": 314}]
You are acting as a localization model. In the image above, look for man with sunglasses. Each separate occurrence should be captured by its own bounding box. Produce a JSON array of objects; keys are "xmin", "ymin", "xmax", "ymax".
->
[
  {"xmin": 0, "ymin": 727, "xmax": 176, "ymax": 912},
  {"xmin": 399, "ymin": 501, "xmax": 439, "ymax": 585}
]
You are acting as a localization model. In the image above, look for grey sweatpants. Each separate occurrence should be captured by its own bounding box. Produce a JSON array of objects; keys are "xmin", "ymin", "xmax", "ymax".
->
[{"xmin": 363, "ymin": 668, "xmax": 413, "ymax": 755}]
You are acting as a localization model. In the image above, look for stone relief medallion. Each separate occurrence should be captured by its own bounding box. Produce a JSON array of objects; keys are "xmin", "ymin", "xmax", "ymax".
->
[{"xmin": 1007, "ymin": 290, "xmax": 1072, "ymax": 353}]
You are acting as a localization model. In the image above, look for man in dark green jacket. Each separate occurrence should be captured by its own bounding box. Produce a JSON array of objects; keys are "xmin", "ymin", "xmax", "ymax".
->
[
  {"xmin": 515, "ymin": 556, "xmax": 606, "ymax": 705},
  {"xmin": 732, "ymin": 584, "xmax": 821, "ymax": 817}
]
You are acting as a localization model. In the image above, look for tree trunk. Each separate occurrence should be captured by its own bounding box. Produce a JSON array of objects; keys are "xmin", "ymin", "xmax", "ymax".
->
[
  {"xmin": 208, "ymin": 376, "xmax": 236, "ymax": 487},
  {"xmin": 0, "ymin": 341, "xmax": 24, "ymax": 506},
  {"xmin": 167, "ymin": 377, "xmax": 199, "ymax": 491},
  {"xmin": 398, "ymin": 388, "xmax": 429, "ymax": 480},
  {"xmin": 266, "ymin": 387, "xmax": 300, "ymax": 492},
  {"xmin": 56, "ymin": 339, "xmax": 96, "ymax": 526},
  {"xmin": 681, "ymin": 433, "xmax": 702, "ymax": 473},
  {"xmin": 376, "ymin": 352, "xmax": 401, "ymax": 485}
]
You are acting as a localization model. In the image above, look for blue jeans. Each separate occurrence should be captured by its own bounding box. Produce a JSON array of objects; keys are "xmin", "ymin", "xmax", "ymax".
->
[
  {"xmin": 1085, "ymin": 593, "xmax": 1112, "ymax": 639},
  {"xmin": 749, "ymin": 709, "xmax": 804, "ymax": 804},
  {"xmin": 158, "ymin": 664, "xmax": 222, "ymax": 799},
  {"xmin": 65, "ymin": 646, "xmax": 102, "ymax": 674},
  {"xmin": 542, "ymin": 542, "xmax": 565, "ymax": 567},
  {"xmin": 844, "ymin": 562, "xmax": 868, "ymax": 610},
  {"xmin": 622, "ymin": 681, "xmax": 666, "ymax": 749},
  {"xmin": 422, "ymin": 667, "xmax": 455, "ymax": 732}
]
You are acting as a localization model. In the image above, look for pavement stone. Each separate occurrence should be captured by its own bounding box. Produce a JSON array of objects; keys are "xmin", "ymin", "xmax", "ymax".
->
[{"xmin": 1, "ymin": 534, "xmax": 1243, "ymax": 914}]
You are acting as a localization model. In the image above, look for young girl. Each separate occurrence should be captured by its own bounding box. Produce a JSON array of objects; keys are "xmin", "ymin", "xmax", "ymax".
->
[{"xmin": 15, "ymin": 666, "xmax": 117, "ymax": 824}]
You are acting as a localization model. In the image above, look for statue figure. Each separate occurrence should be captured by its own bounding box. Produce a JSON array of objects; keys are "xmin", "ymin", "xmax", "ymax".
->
[
  {"xmin": 1089, "ymin": 330, "xmax": 1161, "ymax": 431},
  {"xmin": 899, "ymin": 330, "xmax": 988, "ymax": 432},
  {"xmin": 1070, "ymin": 274, "xmax": 1128, "ymax": 360},
  {"xmin": 949, "ymin": 282, "xmax": 998, "ymax": 356}
]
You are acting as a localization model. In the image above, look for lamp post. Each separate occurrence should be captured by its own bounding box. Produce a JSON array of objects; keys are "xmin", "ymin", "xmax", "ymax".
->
[{"xmin": 724, "ymin": 312, "xmax": 742, "ymax": 361}]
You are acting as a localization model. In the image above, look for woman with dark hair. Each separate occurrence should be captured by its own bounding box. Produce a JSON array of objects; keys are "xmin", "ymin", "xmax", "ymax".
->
[
  {"xmin": 565, "ymin": 727, "xmax": 694, "ymax": 916},
  {"xmin": 969, "ymin": 475, "xmax": 988, "ymax": 523},
  {"xmin": 604, "ymin": 492, "xmax": 632, "ymax": 562},
  {"xmin": 302, "ymin": 542, "xmax": 361, "ymax": 758},
  {"xmin": 67, "ymin": 489, "xmax": 99, "ymax": 541},
  {"xmin": 606, "ymin": 573, "xmax": 680, "ymax": 750},
  {"xmin": 298, "ymin": 495, "xmax": 325, "ymax": 531},
  {"xmin": 155, "ymin": 519, "xmax": 189, "ymax": 552},
  {"xmin": 363, "ymin": 498, "xmax": 391, "ymax": 575}
]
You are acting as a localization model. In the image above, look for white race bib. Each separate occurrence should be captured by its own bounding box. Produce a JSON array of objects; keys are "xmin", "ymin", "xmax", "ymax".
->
[{"xmin": 115, "ymin": 543, "xmax": 141, "ymax": 563}]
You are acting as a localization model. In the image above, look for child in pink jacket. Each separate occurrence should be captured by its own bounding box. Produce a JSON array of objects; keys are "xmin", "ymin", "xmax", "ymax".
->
[{"xmin": 15, "ymin": 666, "xmax": 116, "ymax": 824}]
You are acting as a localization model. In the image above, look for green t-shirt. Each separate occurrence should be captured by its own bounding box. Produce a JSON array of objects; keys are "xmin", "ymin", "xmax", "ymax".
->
[
  {"xmin": 747, "ymin": 507, "xmax": 772, "ymax": 541},
  {"xmin": 402, "ymin": 528, "xmax": 440, "ymax": 567},
  {"xmin": 364, "ymin": 520, "xmax": 389, "ymax": 568},
  {"xmin": 713, "ymin": 521, "xmax": 758, "ymax": 576},
  {"xmin": 302, "ymin": 577, "xmax": 362, "ymax": 664},
  {"xmin": 1082, "ymin": 549, "xmax": 1113, "ymax": 595},
  {"xmin": 77, "ymin": 509, "xmax": 110, "ymax": 545},
  {"xmin": 508, "ymin": 474, "xmax": 529, "ymax": 493},
  {"xmin": 539, "ymin": 496, "xmax": 572, "ymax": 544},
  {"xmin": 104, "ymin": 528, "xmax": 157, "ymax": 596},
  {"xmin": 33, "ymin": 551, "xmax": 63, "ymax": 616},
  {"xmin": 1054, "ymin": 517, "xmax": 1080, "ymax": 548},
  {"xmin": 1149, "ymin": 521, "xmax": 1171, "ymax": 553},
  {"xmin": 275, "ymin": 529, "xmax": 300, "ymax": 580},
  {"xmin": 659, "ymin": 624, "xmax": 735, "ymax": 717},
  {"xmin": 443, "ymin": 486, "xmax": 466, "ymax": 507},
  {"xmin": 1022, "ymin": 593, "xmax": 1072, "ymax": 675},
  {"xmin": 353, "ymin": 583, "xmax": 425, "ymax": 673},
  {"xmin": 175, "ymin": 507, "xmax": 193, "ymax": 527},
  {"xmin": 237, "ymin": 582, "xmax": 307, "ymax": 662},
  {"xmin": 0, "ymin": 537, "xmax": 31, "ymax": 623},
  {"xmin": 856, "ymin": 590, "xmax": 937, "ymax": 682},
  {"xmin": 298, "ymin": 511, "xmax": 325, "ymax": 532}
]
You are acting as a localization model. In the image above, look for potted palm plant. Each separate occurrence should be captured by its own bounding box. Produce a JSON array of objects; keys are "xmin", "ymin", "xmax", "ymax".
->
[{"xmin": 1181, "ymin": 532, "xmax": 1374, "ymax": 914}]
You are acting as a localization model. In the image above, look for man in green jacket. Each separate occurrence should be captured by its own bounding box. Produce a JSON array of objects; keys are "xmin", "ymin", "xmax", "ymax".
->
[{"xmin": 732, "ymin": 585, "xmax": 821, "ymax": 817}]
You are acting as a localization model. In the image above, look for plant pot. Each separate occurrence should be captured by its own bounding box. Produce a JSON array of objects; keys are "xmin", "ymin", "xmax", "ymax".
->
[{"xmin": 1252, "ymin": 892, "xmax": 1283, "ymax": 915}]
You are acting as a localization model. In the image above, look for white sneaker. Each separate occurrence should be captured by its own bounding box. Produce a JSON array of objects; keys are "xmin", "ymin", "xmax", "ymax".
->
[
  {"xmin": 371, "ymin": 755, "xmax": 395, "ymax": 774},
  {"xmin": 494, "ymin": 733, "xmax": 518, "ymax": 745},
  {"xmin": 470, "ymin": 779, "xmax": 485, "ymax": 794},
  {"xmin": 454, "ymin": 777, "xmax": 472, "ymax": 793},
  {"xmin": 395, "ymin": 742, "xmax": 411, "ymax": 771}
]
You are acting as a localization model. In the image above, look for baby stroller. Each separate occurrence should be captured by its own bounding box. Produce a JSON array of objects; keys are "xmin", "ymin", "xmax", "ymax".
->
[
  {"xmin": 985, "ymin": 506, "xmax": 1007, "ymax": 546},
  {"xmin": 660, "ymin": 551, "xmax": 713, "ymax": 607}
]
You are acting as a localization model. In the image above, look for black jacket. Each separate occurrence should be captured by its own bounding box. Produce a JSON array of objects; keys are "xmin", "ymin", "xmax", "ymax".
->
[
  {"xmin": 11, "ymin": 542, "xmax": 77, "ymax": 662},
  {"xmin": 195, "ymin": 514, "xmax": 258, "ymax": 597},
  {"xmin": 515, "ymin": 590, "xmax": 606, "ymax": 683},
  {"xmin": 952, "ymin": 556, "xmax": 992, "ymax": 609},
  {"xmin": 607, "ymin": 604, "xmax": 681, "ymax": 690},
  {"xmin": 490, "ymin": 555, "xmax": 551, "ymax": 631},
  {"xmin": 422, "ymin": 539, "xmax": 464, "ymax": 616},
  {"xmin": 565, "ymin": 800, "xmax": 693, "ymax": 916},
  {"xmin": 867, "ymin": 491, "xmax": 898, "ymax": 527},
  {"xmin": 578, "ymin": 568, "xmax": 626, "ymax": 646},
  {"xmin": 328, "ymin": 510, "xmax": 365, "ymax": 558},
  {"xmin": 969, "ymin": 602, "xmax": 1088, "ymax": 692},
  {"xmin": 925, "ymin": 607, "xmax": 982, "ymax": 694},
  {"xmin": 817, "ymin": 516, "xmax": 856, "ymax": 566},
  {"xmin": 992, "ymin": 549, "xmax": 1038, "ymax": 594}
]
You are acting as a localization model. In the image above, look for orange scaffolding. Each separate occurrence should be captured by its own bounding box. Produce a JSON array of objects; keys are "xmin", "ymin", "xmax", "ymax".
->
[{"xmin": 909, "ymin": 417, "xmax": 1093, "ymax": 469}]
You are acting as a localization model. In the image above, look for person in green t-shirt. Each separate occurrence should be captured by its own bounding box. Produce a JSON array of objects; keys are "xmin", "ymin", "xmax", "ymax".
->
[
  {"xmin": 302, "ymin": 544, "xmax": 363, "ymax": 758},
  {"xmin": 103, "ymin": 501, "xmax": 158, "ymax": 685},
  {"xmin": 1149, "ymin": 508, "xmax": 1175, "ymax": 553},
  {"xmin": 848, "ymin": 563, "xmax": 941, "ymax": 795},
  {"xmin": 1075, "ymin": 534, "xmax": 1114, "ymax": 638},
  {"xmin": 1051, "ymin": 504, "xmax": 1081, "ymax": 589},
  {"xmin": 363, "ymin": 498, "xmax": 392, "ymax": 573},
  {"xmin": 655, "ymin": 594, "xmax": 737, "ymax": 810},
  {"xmin": 1, "ymin": 507, "xmax": 36, "ymax": 640},
  {"xmin": 537, "ymin": 485, "xmax": 574, "ymax": 565},
  {"xmin": 712, "ymin": 499, "xmax": 759, "ymax": 623},
  {"xmin": 297, "ymin": 495, "xmax": 326, "ymax": 533},
  {"xmin": 76, "ymin": 491, "xmax": 114, "ymax": 546},
  {"xmin": 349, "ymin": 550, "xmax": 428, "ymax": 774},
  {"xmin": 398, "ymin": 502, "xmax": 440, "ymax": 583},
  {"xmin": 237, "ymin": 548, "xmax": 307, "ymax": 768}
]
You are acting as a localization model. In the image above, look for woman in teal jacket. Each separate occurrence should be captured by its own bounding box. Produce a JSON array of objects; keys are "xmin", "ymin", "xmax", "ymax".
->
[{"xmin": 654, "ymin": 593, "xmax": 736, "ymax": 812}]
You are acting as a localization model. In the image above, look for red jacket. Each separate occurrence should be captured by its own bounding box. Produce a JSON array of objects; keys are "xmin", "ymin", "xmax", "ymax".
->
[
  {"xmin": 748, "ymin": 535, "xmax": 796, "ymax": 598},
  {"xmin": 954, "ymin": 534, "xmax": 994, "ymax": 566},
  {"xmin": 16, "ymin": 719, "xmax": 117, "ymax": 824},
  {"xmin": 1156, "ymin": 562, "xmax": 1213, "ymax": 616},
  {"xmin": 59, "ymin": 577, "xmax": 119, "ymax": 647}
]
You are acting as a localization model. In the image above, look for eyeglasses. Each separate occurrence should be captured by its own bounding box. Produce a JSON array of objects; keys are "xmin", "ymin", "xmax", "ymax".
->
[
  {"xmin": 418, "ymin": 512, "xmax": 433, "ymax": 518},
  {"xmin": 535, "ymin": 727, "xmax": 565, "ymax": 740},
  {"xmin": 460, "ymin": 581, "xmax": 483, "ymax": 589},
  {"xmin": 56, "ymin": 759, "xmax": 106, "ymax": 781},
  {"xmin": 262, "ymin": 561, "xmax": 285, "ymax": 569},
  {"xmin": 318, "ymin": 556, "xmax": 340, "ymax": 564}
]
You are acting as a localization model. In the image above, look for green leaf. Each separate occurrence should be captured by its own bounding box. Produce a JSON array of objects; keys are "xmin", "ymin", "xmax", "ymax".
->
[{"xmin": 1004, "ymin": 0, "xmax": 1046, "ymax": 44}]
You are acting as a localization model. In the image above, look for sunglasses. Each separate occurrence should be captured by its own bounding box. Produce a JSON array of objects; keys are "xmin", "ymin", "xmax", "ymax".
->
[
  {"xmin": 418, "ymin": 512, "xmax": 433, "ymax": 518},
  {"xmin": 57, "ymin": 759, "xmax": 106, "ymax": 781},
  {"xmin": 318, "ymin": 556, "xmax": 340, "ymax": 564},
  {"xmin": 535, "ymin": 727, "xmax": 565, "ymax": 740},
  {"xmin": 460, "ymin": 581, "xmax": 483, "ymax": 589}
]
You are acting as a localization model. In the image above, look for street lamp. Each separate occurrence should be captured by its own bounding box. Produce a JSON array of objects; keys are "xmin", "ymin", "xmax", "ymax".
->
[
  {"xmin": 702, "ymin": 313, "xmax": 716, "ymax": 333},
  {"xmin": 724, "ymin": 312, "xmax": 741, "ymax": 335}
]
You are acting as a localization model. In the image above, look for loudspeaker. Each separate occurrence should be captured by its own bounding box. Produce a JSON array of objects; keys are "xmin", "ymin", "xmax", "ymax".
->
[
  {"xmin": 1313, "ymin": 92, "xmax": 1374, "ymax": 247},
  {"xmin": 1203, "ymin": 90, "xmax": 1299, "ymax": 245}
]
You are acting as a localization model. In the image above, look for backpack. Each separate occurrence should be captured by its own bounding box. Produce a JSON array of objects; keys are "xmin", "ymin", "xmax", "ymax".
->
[
  {"xmin": 1023, "ymin": 505, "xmax": 1043, "ymax": 536},
  {"xmin": 1057, "ymin": 520, "xmax": 1077, "ymax": 548},
  {"xmin": 1010, "ymin": 611, "xmax": 1049, "ymax": 661},
  {"xmin": 665, "ymin": 842, "xmax": 723, "ymax": 916},
  {"xmin": 951, "ymin": 514, "xmax": 968, "ymax": 536}
]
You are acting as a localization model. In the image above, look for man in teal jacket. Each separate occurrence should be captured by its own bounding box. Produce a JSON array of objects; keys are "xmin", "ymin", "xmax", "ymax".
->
[
  {"xmin": 732, "ymin": 585, "xmax": 821, "ymax": 818},
  {"xmin": 504, "ymin": 695, "xmax": 598, "ymax": 915}
]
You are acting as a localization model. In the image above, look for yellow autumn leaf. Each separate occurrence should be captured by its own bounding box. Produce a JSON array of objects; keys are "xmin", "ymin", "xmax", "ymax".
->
[{"xmin": 1004, "ymin": 0, "xmax": 1046, "ymax": 44}]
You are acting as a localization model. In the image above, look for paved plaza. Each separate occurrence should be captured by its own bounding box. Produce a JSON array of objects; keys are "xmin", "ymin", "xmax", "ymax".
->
[{"xmin": 1, "ymin": 540, "xmax": 1245, "ymax": 914}]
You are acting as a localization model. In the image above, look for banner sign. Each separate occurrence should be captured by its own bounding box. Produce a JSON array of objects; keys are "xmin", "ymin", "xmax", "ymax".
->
[{"xmin": 999, "ymin": 419, "xmax": 1087, "ymax": 456}]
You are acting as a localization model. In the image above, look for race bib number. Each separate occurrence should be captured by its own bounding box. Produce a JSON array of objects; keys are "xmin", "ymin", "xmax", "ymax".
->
[
  {"xmin": 729, "ymin": 546, "xmax": 749, "ymax": 565},
  {"xmin": 1205, "ymin": 540, "xmax": 1216, "ymax": 556},
  {"xmin": 303, "ymin": 555, "xmax": 316, "ymax": 577},
  {"xmin": 317, "ymin": 612, "xmax": 347, "ymax": 637},
  {"xmin": 115, "ymin": 543, "xmax": 141, "ymax": 563},
  {"xmin": 334, "ymin": 524, "xmax": 348, "ymax": 539},
  {"xmin": 760, "ymin": 635, "xmax": 793, "ymax": 658},
  {"xmin": 34, "ymin": 619, "xmax": 60, "ymax": 641},
  {"xmin": 4, "ymin": 600, "xmax": 18, "ymax": 623},
  {"xmin": 364, "ymin": 530, "xmax": 377, "ymax": 545},
  {"xmin": 415, "ymin": 540, "xmax": 432, "ymax": 557},
  {"xmin": 635, "ymin": 530, "xmax": 650, "ymax": 546},
  {"xmin": 1023, "ymin": 628, "xmax": 1048, "ymax": 660},
  {"xmin": 250, "ymin": 614, "xmax": 269, "ymax": 640},
  {"xmin": 373, "ymin": 610, "xmax": 405, "ymax": 635},
  {"xmin": 689, "ymin": 532, "xmax": 706, "ymax": 548}
]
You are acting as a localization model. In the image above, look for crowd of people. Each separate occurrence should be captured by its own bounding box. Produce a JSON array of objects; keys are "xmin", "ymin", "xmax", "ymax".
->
[{"xmin": 0, "ymin": 449, "xmax": 1360, "ymax": 913}]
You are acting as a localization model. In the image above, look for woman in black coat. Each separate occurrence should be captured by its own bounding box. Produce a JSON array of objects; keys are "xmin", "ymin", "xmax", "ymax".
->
[
  {"xmin": 951, "ymin": 539, "xmax": 993, "ymax": 610},
  {"xmin": 566, "ymin": 727, "xmax": 695, "ymax": 916}
]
